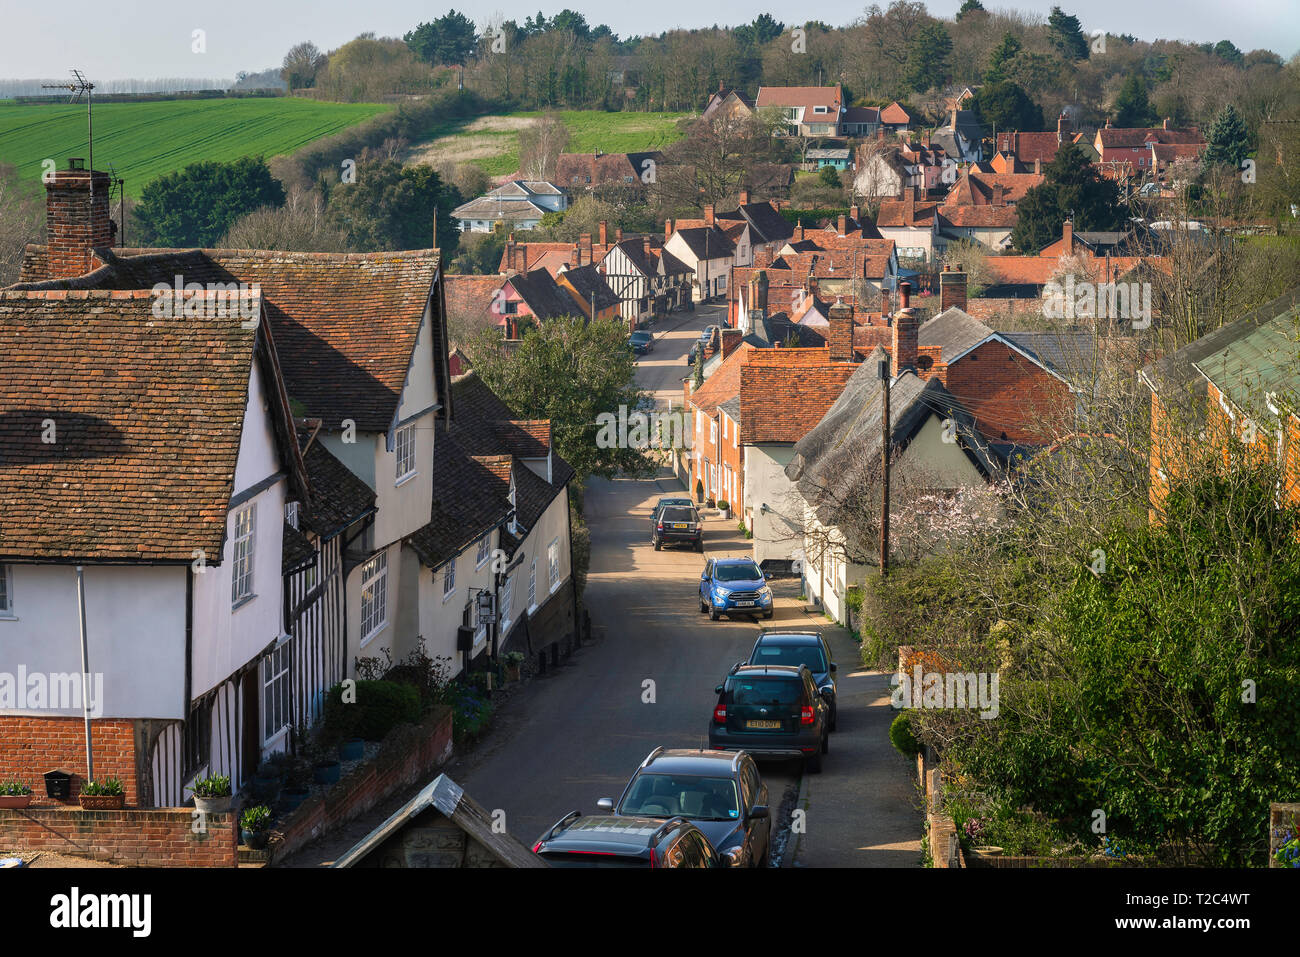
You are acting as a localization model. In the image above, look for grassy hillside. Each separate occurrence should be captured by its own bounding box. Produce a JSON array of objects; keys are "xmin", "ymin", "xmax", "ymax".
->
[
  {"xmin": 405, "ymin": 109, "xmax": 689, "ymax": 178},
  {"xmin": 0, "ymin": 98, "xmax": 391, "ymax": 197}
]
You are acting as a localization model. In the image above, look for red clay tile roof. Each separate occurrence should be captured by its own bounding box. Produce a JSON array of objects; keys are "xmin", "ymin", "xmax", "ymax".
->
[
  {"xmin": 556, "ymin": 152, "xmax": 663, "ymax": 189},
  {"xmin": 995, "ymin": 131, "xmax": 1063, "ymax": 166},
  {"xmin": 739, "ymin": 350, "xmax": 858, "ymax": 444},
  {"xmin": 880, "ymin": 102, "xmax": 911, "ymax": 125},
  {"xmin": 689, "ymin": 343, "xmax": 755, "ymax": 417},
  {"xmin": 444, "ymin": 274, "xmax": 507, "ymax": 344},
  {"xmin": 1097, "ymin": 127, "xmax": 1205, "ymax": 149},
  {"xmin": 876, "ymin": 199, "xmax": 942, "ymax": 228},
  {"xmin": 0, "ymin": 289, "xmax": 292, "ymax": 562},
  {"xmin": 938, "ymin": 205, "xmax": 1020, "ymax": 229},
  {"xmin": 14, "ymin": 246, "xmax": 444, "ymax": 433},
  {"xmin": 755, "ymin": 85, "xmax": 843, "ymax": 114},
  {"xmin": 944, "ymin": 170, "xmax": 1043, "ymax": 207}
]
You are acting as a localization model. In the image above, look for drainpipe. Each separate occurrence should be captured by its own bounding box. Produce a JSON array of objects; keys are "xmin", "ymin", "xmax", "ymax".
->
[{"xmin": 75, "ymin": 566, "xmax": 93, "ymax": 782}]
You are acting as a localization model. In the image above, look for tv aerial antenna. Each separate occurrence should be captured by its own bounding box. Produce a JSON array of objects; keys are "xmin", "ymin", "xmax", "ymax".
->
[{"xmin": 41, "ymin": 70, "xmax": 96, "ymax": 202}]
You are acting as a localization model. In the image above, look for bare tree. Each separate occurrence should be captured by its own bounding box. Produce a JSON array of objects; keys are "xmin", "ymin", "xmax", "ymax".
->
[
  {"xmin": 0, "ymin": 165, "xmax": 43, "ymax": 286},
  {"xmin": 281, "ymin": 41, "xmax": 326, "ymax": 90},
  {"xmin": 220, "ymin": 186, "xmax": 350, "ymax": 252},
  {"xmin": 517, "ymin": 114, "xmax": 570, "ymax": 182}
]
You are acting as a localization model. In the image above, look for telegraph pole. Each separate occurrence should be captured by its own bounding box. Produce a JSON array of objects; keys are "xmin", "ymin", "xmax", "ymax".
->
[{"xmin": 879, "ymin": 351, "xmax": 891, "ymax": 577}]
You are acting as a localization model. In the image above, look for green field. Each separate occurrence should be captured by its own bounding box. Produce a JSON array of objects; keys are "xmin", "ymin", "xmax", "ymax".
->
[
  {"xmin": 0, "ymin": 98, "xmax": 391, "ymax": 197},
  {"xmin": 406, "ymin": 109, "xmax": 690, "ymax": 177}
]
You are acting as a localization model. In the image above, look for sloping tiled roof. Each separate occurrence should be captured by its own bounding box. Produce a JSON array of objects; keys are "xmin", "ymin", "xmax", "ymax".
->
[
  {"xmin": 449, "ymin": 372, "xmax": 575, "ymax": 529},
  {"xmin": 672, "ymin": 225, "xmax": 736, "ymax": 260},
  {"xmin": 14, "ymin": 246, "xmax": 443, "ymax": 433},
  {"xmin": 452, "ymin": 197, "xmax": 548, "ymax": 221},
  {"xmin": 919, "ymin": 307, "xmax": 995, "ymax": 364},
  {"xmin": 880, "ymin": 102, "xmax": 912, "ymax": 125},
  {"xmin": 282, "ymin": 521, "xmax": 317, "ymax": 575},
  {"xmin": 444, "ymin": 274, "xmax": 507, "ymax": 341},
  {"xmin": 408, "ymin": 423, "xmax": 513, "ymax": 570},
  {"xmin": 558, "ymin": 264, "xmax": 620, "ymax": 312},
  {"xmin": 296, "ymin": 424, "xmax": 376, "ymax": 540},
  {"xmin": 876, "ymin": 198, "xmax": 942, "ymax": 228},
  {"xmin": 689, "ymin": 343, "xmax": 755, "ymax": 416},
  {"xmin": 739, "ymin": 350, "xmax": 857, "ymax": 444},
  {"xmin": 1097, "ymin": 127, "xmax": 1205, "ymax": 149},
  {"xmin": 0, "ymin": 290, "xmax": 276, "ymax": 562},
  {"xmin": 755, "ymin": 85, "xmax": 842, "ymax": 113},
  {"xmin": 508, "ymin": 267, "xmax": 583, "ymax": 319},
  {"xmin": 556, "ymin": 152, "xmax": 662, "ymax": 189}
]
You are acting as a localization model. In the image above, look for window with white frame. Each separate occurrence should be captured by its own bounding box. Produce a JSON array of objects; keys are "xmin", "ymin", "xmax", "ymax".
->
[
  {"xmin": 442, "ymin": 557, "xmax": 456, "ymax": 600},
  {"xmin": 285, "ymin": 501, "xmax": 299, "ymax": 529},
  {"xmin": 360, "ymin": 552, "xmax": 388, "ymax": 641},
  {"xmin": 548, "ymin": 538, "xmax": 560, "ymax": 590},
  {"xmin": 710, "ymin": 421, "xmax": 717, "ymax": 445},
  {"xmin": 501, "ymin": 573, "xmax": 514, "ymax": 629},
  {"xmin": 528, "ymin": 560, "xmax": 537, "ymax": 609},
  {"xmin": 262, "ymin": 640, "xmax": 291, "ymax": 744},
  {"xmin": 0, "ymin": 564, "xmax": 12, "ymax": 617},
  {"xmin": 394, "ymin": 423, "xmax": 417, "ymax": 483},
  {"xmin": 231, "ymin": 504, "xmax": 256, "ymax": 606},
  {"xmin": 476, "ymin": 533, "xmax": 491, "ymax": 567}
]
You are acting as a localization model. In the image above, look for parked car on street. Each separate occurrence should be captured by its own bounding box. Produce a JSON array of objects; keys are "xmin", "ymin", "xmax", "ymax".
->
[
  {"xmin": 685, "ymin": 343, "xmax": 702, "ymax": 366},
  {"xmin": 596, "ymin": 747, "xmax": 771, "ymax": 868},
  {"xmin": 654, "ymin": 504, "xmax": 703, "ymax": 551},
  {"xmin": 708, "ymin": 663, "xmax": 831, "ymax": 773},
  {"xmin": 532, "ymin": 812, "xmax": 723, "ymax": 867},
  {"xmin": 748, "ymin": 631, "xmax": 838, "ymax": 731},
  {"xmin": 652, "ymin": 496, "xmax": 693, "ymax": 524},
  {"xmin": 699, "ymin": 557, "xmax": 773, "ymax": 620},
  {"xmin": 698, "ymin": 325, "xmax": 719, "ymax": 345},
  {"xmin": 629, "ymin": 330, "xmax": 654, "ymax": 354}
]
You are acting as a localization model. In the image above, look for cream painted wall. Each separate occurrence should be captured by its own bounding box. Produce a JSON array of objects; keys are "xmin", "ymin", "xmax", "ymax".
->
[
  {"xmin": 0, "ymin": 564, "xmax": 187, "ymax": 720},
  {"xmin": 192, "ymin": 361, "xmax": 286, "ymax": 697},
  {"xmin": 372, "ymin": 411, "xmax": 435, "ymax": 549},
  {"xmin": 743, "ymin": 445, "xmax": 805, "ymax": 565}
]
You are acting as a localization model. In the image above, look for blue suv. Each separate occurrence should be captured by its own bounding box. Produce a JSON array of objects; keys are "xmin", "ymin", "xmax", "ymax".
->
[{"xmin": 699, "ymin": 557, "xmax": 774, "ymax": 621}]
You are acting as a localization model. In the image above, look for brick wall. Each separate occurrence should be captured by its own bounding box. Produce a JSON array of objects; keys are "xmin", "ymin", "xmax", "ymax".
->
[
  {"xmin": 0, "ymin": 716, "xmax": 140, "ymax": 807},
  {"xmin": 0, "ymin": 807, "xmax": 236, "ymax": 867},
  {"xmin": 944, "ymin": 339, "xmax": 1073, "ymax": 444},
  {"xmin": 269, "ymin": 706, "xmax": 454, "ymax": 865},
  {"xmin": 46, "ymin": 167, "xmax": 113, "ymax": 281}
]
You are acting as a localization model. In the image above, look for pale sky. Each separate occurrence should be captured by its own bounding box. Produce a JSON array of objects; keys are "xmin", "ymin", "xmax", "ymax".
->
[{"xmin": 0, "ymin": 0, "xmax": 1294, "ymax": 82}]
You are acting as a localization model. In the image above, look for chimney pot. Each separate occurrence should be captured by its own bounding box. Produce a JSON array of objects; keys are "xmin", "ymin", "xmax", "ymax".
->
[
  {"xmin": 704, "ymin": 204, "xmax": 715, "ymax": 226},
  {"xmin": 739, "ymin": 188, "xmax": 750, "ymax": 206},
  {"xmin": 599, "ymin": 220, "xmax": 608, "ymax": 246}
]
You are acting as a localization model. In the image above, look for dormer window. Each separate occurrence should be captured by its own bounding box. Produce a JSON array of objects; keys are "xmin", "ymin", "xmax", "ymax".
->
[{"xmin": 395, "ymin": 423, "xmax": 416, "ymax": 483}]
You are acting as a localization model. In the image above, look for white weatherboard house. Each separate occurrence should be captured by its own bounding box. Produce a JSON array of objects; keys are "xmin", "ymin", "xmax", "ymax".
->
[
  {"xmin": 0, "ymin": 287, "xmax": 308, "ymax": 808},
  {"xmin": 453, "ymin": 181, "xmax": 568, "ymax": 233}
]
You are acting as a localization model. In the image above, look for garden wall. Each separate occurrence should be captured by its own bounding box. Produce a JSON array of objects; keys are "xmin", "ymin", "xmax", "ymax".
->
[
  {"xmin": 269, "ymin": 705, "xmax": 453, "ymax": 865},
  {"xmin": 0, "ymin": 807, "xmax": 236, "ymax": 867}
]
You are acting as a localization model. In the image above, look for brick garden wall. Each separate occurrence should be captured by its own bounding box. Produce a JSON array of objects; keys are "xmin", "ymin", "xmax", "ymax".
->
[
  {"xmin": 0, "ymin": 807, "xmax": 236, "ymax": 867},
  {"xmin": 269, "ymin": 706, "xmax": 454, "ymax": 865},
  {"xmin": 0, "ymin": 716, "xmax": 140, "ymax": 807}
]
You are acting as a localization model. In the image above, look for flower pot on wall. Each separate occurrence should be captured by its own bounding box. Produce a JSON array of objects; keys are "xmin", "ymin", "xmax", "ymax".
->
[
  {"xmin": 78, "ymin": 794, "xmax": 125, "ymax": 811},
  {"xmin": 0, "ymin": 795, "xmax": 33, "ymax": 809},
  {"xmin": 194, "ymin": 794, "xmax": 234, "ymax": 815},
  {"xmin": 241, "ymin": 828, "xmax": 270, "ymax": 850}
]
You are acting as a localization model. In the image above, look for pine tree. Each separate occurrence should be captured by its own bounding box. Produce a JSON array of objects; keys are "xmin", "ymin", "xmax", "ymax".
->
[
  {"xmin": 984, "ymin": 33, "xmax": 1022, "ymax": 85},
  {"xmin": 1204, "ymin": 104, "xmax": 1250, "ymax": 168},
  {"xmin": 1011, "ymin": 141, "xmax": 1123, "ymax": 253},
  {"xmin": 1113, "ymin": 74, "xmax": 1156, "ymax": 128},
  {"xmin": 956, "ymin": 0, "xmax": 986, "ymax": 21},
  {"xmin": 1048, "ymin": 6, "xmax": 1089, "ymax": 61}
]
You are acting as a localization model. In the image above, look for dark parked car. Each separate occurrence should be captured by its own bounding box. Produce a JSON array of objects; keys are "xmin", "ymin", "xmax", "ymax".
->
[
  {"xmin": 652, "ymin": 496, "xmax": 694, "ymax": 525},
  {"xmin": 629, "ymin": 330, "xmax": 654, "ymax": 354},
  {"xmin": 748, "ymin": 631, "xmax": 838, "ymax": 731},
  {"xmin": 708, "ymin": 663, "xmax": 830, "ymax": 773},
  {"xmin": 699, "ymin": 556, "xmax": 773, "ymax": 620},
  {"xmin": 654, "ymin": 504, "xmax": 703, "ymax": 551},
  {"xmin": 597, "ymin": 747, "xmax": 771, "ymax": 868},
  {"xmin": 685, "ymin": 343, "xmax": 702, "ymax": 366},
  {"xmin": 532, "ymin": 812, "xmax": 723, "ymax": 867}
]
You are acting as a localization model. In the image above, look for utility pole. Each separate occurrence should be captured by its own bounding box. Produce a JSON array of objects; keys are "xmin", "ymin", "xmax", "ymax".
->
[{"xmin": 878, "ymin": 351, "xmax": 891, "ymax": 577}]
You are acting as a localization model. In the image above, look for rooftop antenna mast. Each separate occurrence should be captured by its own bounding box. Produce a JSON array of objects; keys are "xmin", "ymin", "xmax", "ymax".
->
[{"xmin": 42, "ymin": 69, "xmax": 95, "ymax": 201}]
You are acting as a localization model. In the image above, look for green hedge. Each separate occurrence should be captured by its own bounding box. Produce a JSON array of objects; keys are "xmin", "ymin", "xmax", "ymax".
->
[
  {"xmin": 321, "ymin": 680, "xmax": 421, "ymax": 743},
  {"xmin": 889, "ymin": 711, "xmax": 922, "ymax": 757}
]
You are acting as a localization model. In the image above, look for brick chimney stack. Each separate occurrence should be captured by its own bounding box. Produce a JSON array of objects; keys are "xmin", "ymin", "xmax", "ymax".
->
[
  {"xmin": 599, "ymin": 220, "xmax": 608, "ymax": 246},
  {"xmin": 891, "ymin": 281, "xmax": 918, "ymax": 372},
  {"xmin": 1162, "ymin": 117, "xmax": 1170, "ymax": 130},
  {"xmin": 939, "ymin": 263, "xmax": 967, "ymax": 312},
  {"xmin": 664, "ymin": 218, "xmax": 673, "ymax": 241},
  {"xmin": 704, "ymin": 204, "xmax": 715, "ymax": 226},
  {"xmin": 991, "ymin": 183, "xmax": 1005, "ymax": 207},
  {"xmin": 46, "ymin": 158, "xmax": 113, "ymax": 281},
  {"xmin": 615, "ymin": 226, "xmax": 623, "ymax": 243},
  {"xmin": 850, "ymin": 204, "xmax": 860, "ymax": 224},
  {"xmin": 837, "ymin": 213, "xmax": 848, "ymax": 236},
  {"xmin": 828, "ymin": 296, "xmax": 854, "ymax": 362},
  {"xmin": 643, "ymin": 235, "xmax": 652, "ymax": 259},
  {"xmin": 1063, "ymin": 219, "xmax": 1073, "ymax": 250},
  {"xmin": 1057, "ymin": 113, "xmax": 1071, "ymax": 140},
  {"xmin": 739, "ymin": 188, "xmax": 750, "ymax": 206}
]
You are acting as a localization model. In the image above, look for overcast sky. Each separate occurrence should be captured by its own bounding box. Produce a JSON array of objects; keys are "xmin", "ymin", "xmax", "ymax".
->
[{"xmin": 1, "ymin": 0, "xmax": 1294, "ymax": 82}]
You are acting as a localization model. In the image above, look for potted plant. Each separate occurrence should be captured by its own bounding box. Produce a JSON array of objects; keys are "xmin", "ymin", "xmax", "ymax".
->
[
  {"xmin": 306, "ymin": 737, "xmax": 340, "ymax": 786},
  {"xmin": 188, "ymin": 774, "xmax": 234, "ymax": 815},
  {"xmin": 78, "ymin": 778, "xmax": 125, "ymax": 810},
  {"xmin": 279, "ymin": 758, "xmax": 312, "ymax": 812},
  {"xmin": 705, "ymin": 496, "xmax": 716, "ymax": 510},
  {"xmin": 694, "ymin": 479, "xmax": 704, "ymax": 503},
  {"xmin": 240, "ymin": 805, "xmax": 273, "ymax": 850},
  {"xmin": 0, "ymin": 781, "xmax": 33, "ymax": 809},
  {"xmin": 503, "ymin": 652, "xmax": 525, "ymax": 682},
  {"xmin": 716, "ymin": 499, "xmax": 730, "ymax": 519},
  {"xmin": 251, "ymin": 754, "xmax": 287, "ymax": 802}
]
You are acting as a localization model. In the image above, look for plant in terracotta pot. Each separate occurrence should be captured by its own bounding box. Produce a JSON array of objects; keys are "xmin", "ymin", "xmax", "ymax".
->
[
  {"xmin": 189, "ymin": 774, "xmax": 234, "ymax": 815},
  {"xmin": 0, "ymin": 781, "xmax": 33, "ymax": 809},
  {"xmin": 503, "ymin": 651, "xmax": 525, "ymax": 683},
  {"xmin": 78, "ymin": 778, "xmax": 125, "ymax": 810},
  {"xmin": 240, "ymin": 804, "xmax": 273, "ymax": 850}
]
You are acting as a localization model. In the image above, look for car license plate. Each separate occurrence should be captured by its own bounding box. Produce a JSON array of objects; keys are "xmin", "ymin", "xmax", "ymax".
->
[
  {"xmin": 747, "ymin": 720, "xmax": 780, "ymax": 729},
  {"xmin": 672, "ymin": 523, "xmax": 686, "ymax": 529},
  {"xmin": 734, "ymin": 600, "xmax": 754, "ymax": 606}
]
